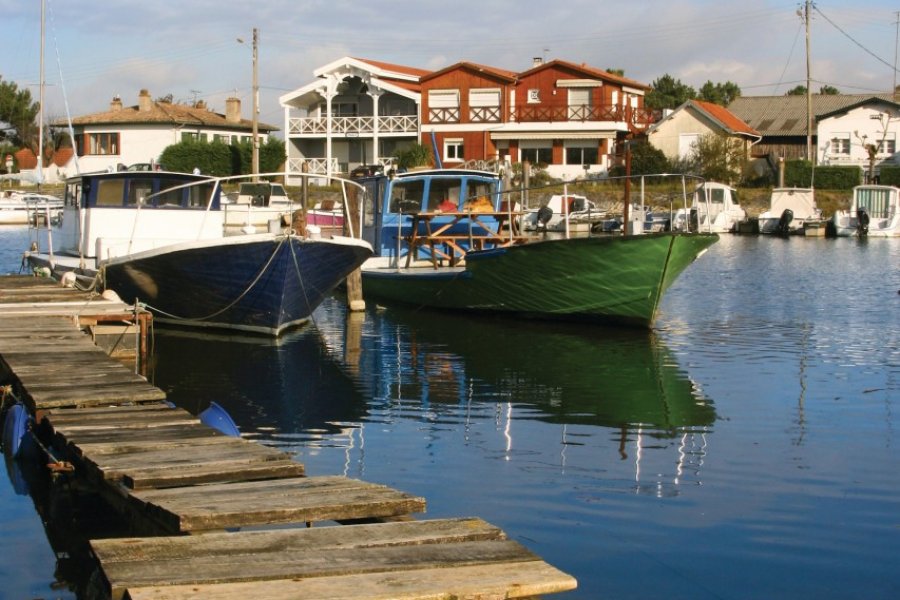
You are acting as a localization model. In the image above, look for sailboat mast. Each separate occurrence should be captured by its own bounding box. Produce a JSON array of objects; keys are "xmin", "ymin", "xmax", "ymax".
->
[{"xmin": 38, "ymin": 0, "xmax": 45, "ymax": 188}]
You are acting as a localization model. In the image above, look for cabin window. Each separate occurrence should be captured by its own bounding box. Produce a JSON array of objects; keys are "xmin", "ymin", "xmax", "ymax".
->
[
  {"xmin": 76, "ymin": 132, "xmax": 119, "ymax": 156},
  {"xmin": 427, "ymin": 178, "xmax": 462, "ymax": 211},
  {"xmin": 154, "ymin": 179, "xmax": 186, "ymax": 207},
  {"xmin": 829, "ymin": 133, "xmax": 851, "ymax": 155},
  {"xmin": 389, "ymin": 179, "xmax": 425, "ymax": 214},
  {"xmin": 464, "ymin": 180, "xmax": 498, "ymax": 207},
  {"xmin": 186, "ymin": 184, "xmax": 213, "ymax": 208},
  {"xmin": 127, "ymin": 179, "xmax": 155, "ymax": 206},
  {"xmin": 444, "ymin": 139, "xmax": 464, "ymax": 162},
  {"xmin": 428, "ymin": 90, "xmax": 460, "ymax": 123},
  {"xmin": 95, "ymin": 179, "xmax": 125, "ymax": 207}
]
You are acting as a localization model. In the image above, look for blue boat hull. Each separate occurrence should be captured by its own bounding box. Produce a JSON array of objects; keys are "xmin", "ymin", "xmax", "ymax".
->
[{"xmin": 103, "ymin": 234, "xmax": 372, "ymax": 335}]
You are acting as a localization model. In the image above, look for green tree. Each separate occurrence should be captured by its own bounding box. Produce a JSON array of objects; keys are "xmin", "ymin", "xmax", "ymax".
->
[
  {"xmin": 605, "ymin": 68, "xmax": 625, "ymax": 76},
  {"xmin": 645, "ymin": 74, "xmax": 696, "ymax": 110},
  {"xmin": 691, "ymin": 132, "xmax": 747, "ymax": 184},
  {"xmin": 394, "ymin": 143, "xmax": 432, "ymax": 169},
  {"xmin": 0, "ymin": 77, "xmax": 40, "ymax": 150},
  {"xmin": 628, "ymin": 140, "xmax": 669, "ymax": 175},
  {"xmin": 786, "ymin": 85, "xmax": 807, "ymax": 96},
  {"xmin": 819, "ymin": 85, "xmax": 840, "ymax": 95},
  {"xmin": 158, "ymin": 137, "xmax": 285, "ymax": 176},
  {"xmin": 698, "ymin": 80, "xmax": 741, "ymax": 106}
]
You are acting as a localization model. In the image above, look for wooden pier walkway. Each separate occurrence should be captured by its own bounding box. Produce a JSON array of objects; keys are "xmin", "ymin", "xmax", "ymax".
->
[{"xmin": 0, "ymin": 275, "xmax": 577, "ymax": 600}]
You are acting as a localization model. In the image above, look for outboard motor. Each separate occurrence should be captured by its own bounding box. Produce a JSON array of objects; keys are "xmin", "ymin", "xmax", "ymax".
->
[
  {"xmin": 689, "ymin": 208, "xmax": 699, "ymax": 233},
  {"xmin": 536, "ymin": 205, "xmax": 553, "ymax": 229},
  {"xmin": 775, "ymin": 208, "xmax": 794, "ymax": 236},
  {"xmin": 856, "ymin": 207, "xmax": 870, "ymax": 237}
]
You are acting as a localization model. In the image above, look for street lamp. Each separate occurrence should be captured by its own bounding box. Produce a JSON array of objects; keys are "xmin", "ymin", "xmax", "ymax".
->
[{"xmin": 237, "ymin": 28, "xmax": 259, "ymax": 181}]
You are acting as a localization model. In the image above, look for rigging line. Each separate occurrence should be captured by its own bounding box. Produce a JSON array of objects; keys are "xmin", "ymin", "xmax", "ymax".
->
[
  {"xmin": 142, "ymin": 236, "xmax": 288, "ymax": 322},
  {"xmin": 45, "ymin": 0, "xmax": 80, "ymax": 175},
  {"xmin": 288, "ymin": 233, "xmax": 317, "ymax": 326},
  {"xmin": 814, "ymin": 5, "xmax": 898, "ymax": 73}
]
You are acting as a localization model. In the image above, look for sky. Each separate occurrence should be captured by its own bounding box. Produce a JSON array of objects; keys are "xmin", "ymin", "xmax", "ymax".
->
[{"xmin": 2, "ymin": 0, "xmax": 900, "ymax": 136}]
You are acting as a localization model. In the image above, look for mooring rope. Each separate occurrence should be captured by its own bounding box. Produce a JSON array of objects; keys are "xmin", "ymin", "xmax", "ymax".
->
[
  {"xmin": 287, "ymin": 232, "xmax": 317, "ymax": 325},
  {"xmin": 142, "ymin": 235, "xmax": 288, "ymax": 323}
]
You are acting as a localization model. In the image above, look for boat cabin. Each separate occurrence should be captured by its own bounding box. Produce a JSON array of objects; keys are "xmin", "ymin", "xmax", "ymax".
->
[
  {"xmin": 352, "ymin": 169, "xmax": 511, "ymax": 265},
  {"xmin": 57, "ymin": 170, "xmax": 223, "ymax": 263},
  {"xmin": 232, "ymin": 182, "xmax": 290, "ymax": 207}
]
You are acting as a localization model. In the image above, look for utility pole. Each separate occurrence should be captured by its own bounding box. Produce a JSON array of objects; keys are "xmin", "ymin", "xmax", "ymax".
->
[
  {"xmin": 251, "ymin": 27, "xmax": 260, "ymax": 181},
  {"xmin": 894, "ymin": 11, "xmax": 899, "ymax": 97},
  {"xmin": 38, "ymin": 0, "xmax": 45, "ymax": 188}
]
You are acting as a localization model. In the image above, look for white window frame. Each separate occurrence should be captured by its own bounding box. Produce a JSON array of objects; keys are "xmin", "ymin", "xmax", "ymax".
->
[
  {"xmin": 444, "ymin": 138, "xmax": 464, "ymax": 162},
  {"xmin": 830, "ymin": 132, "xmax": 851, "ymax": 156},
  {"xmin": 527, "ymin": 89, "xmax": 541, "ymax": 104},
  {"xmin": 428, "ymin": 89, "xmax": 460, "ymax": 109}
]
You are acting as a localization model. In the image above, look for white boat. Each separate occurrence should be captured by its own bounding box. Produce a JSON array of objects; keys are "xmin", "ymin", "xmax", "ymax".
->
[
  {"xmin": 521, "ymin": 194, "xmax": 606, "ymax": 233},
  {"xmin": 0, "ymin": 190, "xmax": 63, "ymax": 225},
  {"xmin": 25, "ymin": 170, "xmax": 372, "ymax": 336},
  {"xmin": 672, "ymin": 182, "xmax": 746, "ymax": 233},
  {"xmin": 222, "ymin": 181, "xmax": 297, "ymax": 233},
  {"xmin": 831, "ymin": 184, "xmax": 900, "ymax": 237},
  {"xmin": 758, "ymin": 187, "xmax": 821, "ymax": 235}
]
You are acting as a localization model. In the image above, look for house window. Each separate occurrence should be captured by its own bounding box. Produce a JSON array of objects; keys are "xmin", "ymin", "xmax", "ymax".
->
[
  {"xmin": 469, "ymin": 88, "xmax": 501, "ymax": 122},
  {"xmin": 332, "ymin": 101, "xmax": 358, "ymax": 117},
  {"xmin": 568, "ymin": 89, "xmax": 591, "ymax": 120},
  {"xmin": 527, "ymin": 89, "xmax": 541, "ymax": 104},
  {"xmin": 830, "ymin": 133, "xmax": 851, "ymax": 155},
  {"xmin": 428, "ymin": 89, "xmax": 460, "ymax": 123},
  {"xmin": 77, "ymin": 132, "xmax": 120, "ymax": 156},
  {"xmin": 521, "ymin": 146, "xmax": 552, "ymax": 165},
  {"xmin": 213, "ymin": 134, "xmax": 232, "ymax": 144},
  {"xmin": 565, "ymin": 145, "xmax": 598, "ymax": 165},
  {"xmin": 878, "ymin": 133, "xmax": 896, "ymax": 155},
  {"xmin": 181, "ymin": 132, "xmax": 207, "ymax": 142},
  {"xmin": 444, "ymin": 139, "xmax": 464, "ymax": 162}
]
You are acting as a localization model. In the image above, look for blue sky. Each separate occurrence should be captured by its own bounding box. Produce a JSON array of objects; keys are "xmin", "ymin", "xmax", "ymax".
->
[{"xmin": 2, "ymin": 0, "xmax": 900, "ymax": 134}]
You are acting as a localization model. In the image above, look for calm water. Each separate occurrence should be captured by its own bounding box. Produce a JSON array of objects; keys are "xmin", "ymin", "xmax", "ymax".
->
[{"xmin": 1, "ymin": 226, "xmax": 898, "ymax": 599}]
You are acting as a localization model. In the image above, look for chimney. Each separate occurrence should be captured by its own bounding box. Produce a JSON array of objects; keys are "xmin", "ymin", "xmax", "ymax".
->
[
  {"xmin": 138, "ymin": 89, "xmax": 152, "ymax": 112},
  {"xmin": 110, "ymin": 95, "xmax": 123, "ymax": 112},
  {"xmin": 533, "ymin": 57, "xmax": 543, "ymax": 67},
  {"xmin": 226, "ymin": 97, "xmax": 241, "ymax": 123}
]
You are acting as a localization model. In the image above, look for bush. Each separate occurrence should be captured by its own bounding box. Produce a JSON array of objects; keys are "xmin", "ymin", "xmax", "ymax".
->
[
  {"xmin": 394, "ymin": 143, "xmax": 432, "ymax": 169},
  {"xmin": 784, "ymin": 160, "xmax": 860, "ymax": 189},
  {"xmin": 878, "ymin": 165, "xmax": 900, "ymax": 186},
  {"xmin": 158, "ymin": 138, "xmax": 285, "ymax": 176}
]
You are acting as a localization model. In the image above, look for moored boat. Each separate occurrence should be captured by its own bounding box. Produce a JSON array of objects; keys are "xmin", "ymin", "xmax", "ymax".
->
[
  {"xmin": 758, "ymin": 187, "xmax": 821, "ymax": 235},
  {"xmin": 353, "ymin": 169, "xmax": 718, "ymax": 328},
  {"xmin": 830, "ymin": 184, "xmax": 900, "ymax": 237},
  {"xmin": 672, "ymin": 181, "xmax": 746, "ymax": 233},
  {"xmin": 25, "ymin": 170, "xmax": 372, "ymax": 335},
  {"xmin": 0, "ymin": 189, "xmax": 63, "ymax": 225}
]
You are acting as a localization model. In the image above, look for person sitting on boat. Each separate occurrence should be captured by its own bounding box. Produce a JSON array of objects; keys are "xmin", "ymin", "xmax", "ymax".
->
[{"xmin": 437, "ymin": 198, "xmax": 457, "ymax": 213}]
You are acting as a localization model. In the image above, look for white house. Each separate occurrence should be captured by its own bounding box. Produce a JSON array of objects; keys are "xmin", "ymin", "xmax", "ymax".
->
[
  {"xmin": 816, "ymin": 96, "xmax": 900, "ymax": 179},
  {"xmin": 56, "ymin": 90, "xmax": 278, "ymax": 175},
  {"xmin": 278, "ymin": 57, "xmax": 426, "ymax": 185}
]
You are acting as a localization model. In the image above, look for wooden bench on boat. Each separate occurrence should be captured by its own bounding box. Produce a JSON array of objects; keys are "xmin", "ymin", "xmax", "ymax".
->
[{"xmin": 404, "ymin": 210, "xmax": 529, "ymax": 268}]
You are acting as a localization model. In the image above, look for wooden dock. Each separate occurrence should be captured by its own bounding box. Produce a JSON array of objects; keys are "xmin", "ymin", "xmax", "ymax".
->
[{"xmin": 0, "ymin": 275, "xmax": 577, "ymax": 600}]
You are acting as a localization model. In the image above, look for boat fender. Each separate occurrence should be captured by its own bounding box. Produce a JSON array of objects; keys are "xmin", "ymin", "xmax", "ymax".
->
[
  {"xmin": 776, "ymin": 208, "xmax": 794, "ymax": 236},
  {"xmin": 307, "ymin": 224, "xmax": 322, "ymax": 240},
  {"xmin": 199, "ymin": 401, "xmax": 241, "ymax": 437},
  {"xmin": 536, "ymin": 206, "xmax": 553, "ymax": 228},
  {"xmin": 33, "ymin": 266, "xmax": 51, "ymax": 278},
  {"xmin": 60, "ymin": 271, "xmax": 77, "ymax": 288},
  {"xmin": 856, "ymin": 207, "xmax": 870, "ymax": 236},
  {"xmin": 2, "ymin": 404, "xmax": 34, "ymax": 459},
  {"xmin": 101, "ymin": 289, "xmax": 122, "ymax": 302}
]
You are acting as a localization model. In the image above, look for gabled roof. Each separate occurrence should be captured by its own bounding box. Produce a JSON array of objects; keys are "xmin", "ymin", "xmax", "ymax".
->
[
  {"xmin": 350, "ymin": 57, "xmax": 431, "ymax": 79},
  {"xmin": 647, "ymin": 99, "xmax": 758, "ymax": 139},
  {"xmin": 313, "ymin": 56, "xmax": 429, "ymax": 81},
  {"xmin": 59, "ymin": 100, "xmax": 278, "ymax": 132},
  {"xmin": 728, "ymin": 93, "xmax": 896, "ymax": 136},
  {"xmin": 816, "ymin": 96, "xmax": 900, "ymax": 120},
  {"xmin": 518, "ymin": 59, "xmax": 650, "ymax": 91},
  {"xmin": 421, "ymin": 61, "xmax": 517, "ymax": 84}
]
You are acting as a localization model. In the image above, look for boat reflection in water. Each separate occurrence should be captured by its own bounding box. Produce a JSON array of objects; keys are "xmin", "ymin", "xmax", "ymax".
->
[{"xmin": 312, "ymin": 297, "xmax": 717, "ymax": 496}]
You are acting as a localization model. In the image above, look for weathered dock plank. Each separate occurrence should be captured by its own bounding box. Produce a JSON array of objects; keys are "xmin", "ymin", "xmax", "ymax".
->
[
  {"xmin": 127, "ymin": 475, "xmax": 427, "ymax": 532},
  {"xmin": 90, "ymin": 518, "xmax": 577, "ymax": 600},
  {"xmin": 42, "ymin": 404, "xmax": 306, "ymax": 488}
]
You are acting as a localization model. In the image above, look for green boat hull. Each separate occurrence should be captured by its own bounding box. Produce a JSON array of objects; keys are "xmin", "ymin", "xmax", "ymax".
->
[{"xmin": 361, "ymin": 232, "xmax": 718, "ymax": 328}]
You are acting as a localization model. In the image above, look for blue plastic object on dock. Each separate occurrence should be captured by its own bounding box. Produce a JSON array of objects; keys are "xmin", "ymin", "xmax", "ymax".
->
[{"xmin": 199, "ymin": 401, "xmax": 241, "ymax": 437}]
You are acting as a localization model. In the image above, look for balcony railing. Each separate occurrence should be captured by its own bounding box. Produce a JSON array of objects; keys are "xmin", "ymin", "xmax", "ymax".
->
[
  {"xmin": 287, "ymin": 114, "xmax": 418, "ymax": 136},
  {"xmin": 511, "ymin": 104, "xmax": 657, "ymax": 128}
]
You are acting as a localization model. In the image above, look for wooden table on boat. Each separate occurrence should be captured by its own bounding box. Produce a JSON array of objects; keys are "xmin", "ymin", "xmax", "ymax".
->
[{"xmin": 405, "ymin": 210, "xmax": 527, "ymax": 268}]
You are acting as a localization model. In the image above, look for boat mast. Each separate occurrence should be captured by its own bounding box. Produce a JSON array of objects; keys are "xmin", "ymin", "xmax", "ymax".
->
[{"xmin": 38, "ymin": 0, "xmax": 45, "ymax": 188}]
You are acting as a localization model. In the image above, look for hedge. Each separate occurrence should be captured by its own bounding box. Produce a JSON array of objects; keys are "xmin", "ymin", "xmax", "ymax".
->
[{"xmin": 784, "ymin": 160, "xmax": 861, "ymax": 189}]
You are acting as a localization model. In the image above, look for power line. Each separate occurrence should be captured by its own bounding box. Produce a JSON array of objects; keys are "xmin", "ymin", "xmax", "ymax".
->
[{"xmin": 814, "ymin": 4, "xmax": 897, "ymax": 73}]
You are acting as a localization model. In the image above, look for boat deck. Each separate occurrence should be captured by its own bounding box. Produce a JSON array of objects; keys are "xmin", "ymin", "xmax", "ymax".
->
[{"xmin": 0, "ymin": 274, "xmax": 576, "ymax": 600}]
